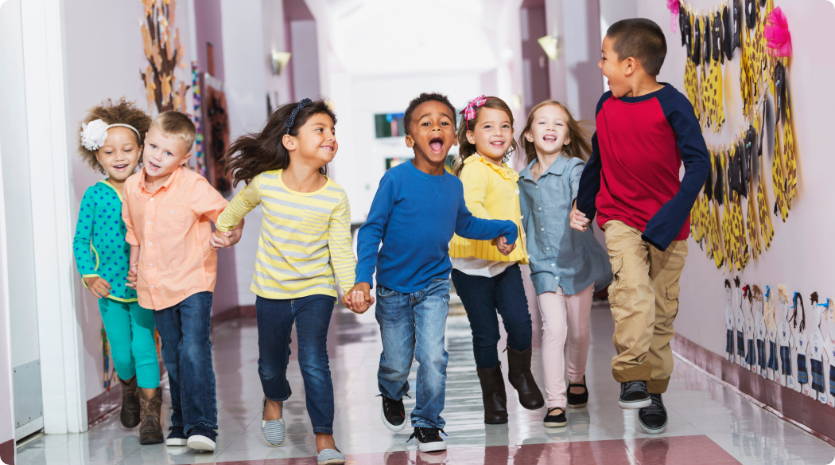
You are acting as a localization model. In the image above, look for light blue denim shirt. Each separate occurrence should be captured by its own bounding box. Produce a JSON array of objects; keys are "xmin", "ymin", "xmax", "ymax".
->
[{"xmin": 518, "ymin": 156, "xmax": 612, "ymax": 296}]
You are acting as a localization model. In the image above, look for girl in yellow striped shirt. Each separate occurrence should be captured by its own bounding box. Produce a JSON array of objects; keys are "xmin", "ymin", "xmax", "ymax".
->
[{"xmin": 214, "ymin": 99, "xmax": 352, "ymax": 465}]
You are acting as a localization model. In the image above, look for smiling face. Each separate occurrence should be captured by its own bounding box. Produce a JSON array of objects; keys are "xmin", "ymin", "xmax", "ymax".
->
[
  {"xmin": 524, "ymin": 104, "xmax": 572, "ymax": 157},
  {"xmin": 282, "ymin": 112, "xmax": 338, "ymax": 169},
  {"xmin": 406, "ymin": 100, "xmax": 457, "ymax": 170},
  {"xmin": 598, "ymin": 35, "xmax": 633, "ymax": 98},
  {"xmin": 141, "ymin": 125, "xmax": 192, "ymax": 183},
  {"xmin": 466, "ymin": 107, "xmax": 513, "ymax": 163},
  {"xmin": 95, "ymin": 127, "xmax": 142, "ymax": 182}
]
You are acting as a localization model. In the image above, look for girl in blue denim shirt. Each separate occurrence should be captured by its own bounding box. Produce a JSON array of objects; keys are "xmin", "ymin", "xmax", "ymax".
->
[{"xmin": 518, "ymin": 101, "xmax": 612, "ymax": 428}]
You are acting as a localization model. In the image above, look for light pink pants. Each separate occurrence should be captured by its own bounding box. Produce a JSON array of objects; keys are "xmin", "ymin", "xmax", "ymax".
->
[{"xmin": 537, "ymin": 284, "xmax": 594, "ymax": 409}]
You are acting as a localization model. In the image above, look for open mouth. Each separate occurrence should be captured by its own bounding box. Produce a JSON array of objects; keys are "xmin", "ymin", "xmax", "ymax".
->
[
  {"xmin": 147, "ymin": 161, "xmax": 161, "ymax": 170},
  {"xmin": 429, "ymin": 137, "xmax": 444, "ymax": 153},
  {"xmin": 543, "ymin": 135, "xmax": 557, "ymax": 143},
  {"xmin": 490, "ymin": 140, "xmax": 506, "ymax": 148},
  {"xmin": 113, "ymin": 163, "xmax": 129, "ymax": 170},
  {"xmin": 320, "ymin": 145, "xmax": 334, "ymax": 151}
]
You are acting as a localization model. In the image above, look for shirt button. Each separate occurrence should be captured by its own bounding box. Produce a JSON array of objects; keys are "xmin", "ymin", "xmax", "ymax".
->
[
  {"xmin": 540, "ymin": 228, "xmax": 545, "ymax": 232},
  {"xmin": 537, "ymin": 207, "xmax": 542, "ymax": 211}
]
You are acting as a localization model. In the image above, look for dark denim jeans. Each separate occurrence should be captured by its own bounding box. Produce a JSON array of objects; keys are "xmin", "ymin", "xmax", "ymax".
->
[
  {"xmin": 256, "ymin": 294, "xmax": 336, "ymax": 434},
  {"xmin": 376, "ymin": 278, "xmax": 450, "ymax": 429},
  {"xmin": 153, "ymin": 291, "xmax": 217, "ymax": 438},
  {"xmin": 451, "ymin": 264, "xmax": 532, "ymax": 368}
]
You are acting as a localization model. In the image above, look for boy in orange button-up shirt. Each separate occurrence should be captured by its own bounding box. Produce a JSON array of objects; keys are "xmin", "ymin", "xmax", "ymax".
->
[{"xmin": 123, "ymin": 111, "xmax": 241, "ymax": 453}]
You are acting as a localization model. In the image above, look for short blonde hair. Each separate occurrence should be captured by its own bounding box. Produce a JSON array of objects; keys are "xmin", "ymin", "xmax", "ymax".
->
[{"xmin": 151, "ymin": 111, "xmax": 196, "ymax": 150}]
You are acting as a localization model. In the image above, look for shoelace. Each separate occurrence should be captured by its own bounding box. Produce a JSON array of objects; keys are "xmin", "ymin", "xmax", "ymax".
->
[{"xmin": 407, "ymin": 428, "xmax": 447, "ymax": 443}]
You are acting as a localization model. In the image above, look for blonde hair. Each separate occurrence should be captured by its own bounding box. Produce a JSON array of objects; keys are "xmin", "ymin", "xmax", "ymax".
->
[
  {"xmin": 519, "ymin": 100, "xmax": 591, "ymax": 164},
  {"xmin": 78, "ymin": 99, "xmax": 151, "ymax": 173},
  {"xmin": 151, "ymin": 111, "xmax": 196, "ymax": 150}
]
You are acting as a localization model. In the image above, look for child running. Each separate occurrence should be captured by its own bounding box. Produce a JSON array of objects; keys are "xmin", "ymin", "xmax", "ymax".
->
[
  {"xmin": 572, "ymin": 18, "xmax": 709, "ymax": 433},
  {"xmin": 449, "ymin": 95, "xmax": 544, "ymax": 425},
  {"xmin": 73, "ymin": 99, "xmax": 162, "ymax": 444},
  {"xmin": 214, "ymin": 99, "xmax": 351, "ymax": 465},
  {"xmin": 123, "ymin": 111, "xmax": 241, "ymax": 452},
  {"xmin": 518, "ymin": 100, "xmax": 612, "ymax": 428},
  {"xmin": 344, "ymin": 92, "xmax": 519, "ymax": 452}
]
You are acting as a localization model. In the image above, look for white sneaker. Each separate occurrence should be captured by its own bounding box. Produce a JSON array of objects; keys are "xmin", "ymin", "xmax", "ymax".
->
[
  {"xmin": 165, "ymin": 437, "xmax": 187, "ymax": 447},
  {"xmin": 187, "ymin": 434, "xmax": 216, "ymax": 452}
]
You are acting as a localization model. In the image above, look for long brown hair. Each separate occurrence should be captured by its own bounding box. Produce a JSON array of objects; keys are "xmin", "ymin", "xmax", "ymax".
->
[
  {"xmin": 455, "ymin": 96, "xmax": 518, "ymax": 175},
  {"xmin": 225, "ymin": 99, "xmax": 336, "ymax": 186},
  {"xmin": 519, "ymin": 100, "xmax": 590, "ymax": 164}
]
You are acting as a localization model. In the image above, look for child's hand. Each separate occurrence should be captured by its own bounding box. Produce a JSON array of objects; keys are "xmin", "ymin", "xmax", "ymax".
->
[
  {"xmin": 83, "ymin": 276, "xmax": 111, "ymax": 299},
  {"xmin": 343, "ymin": 282, "xmax": 374, "ymax": 314},
  {"xmin": 493, "ymin": 236, "xmax": 516, "ymax": 255},
  {"xmin": 570, "ymin": 205, "xmax": 590, "ymax": 231},
  {"xmin": 126, "ymin": 265, "xmax": 138, "ymax": 289},
  {"xmin": 211, "ymin": 221, "xmax": 246, "ymax": 249}
]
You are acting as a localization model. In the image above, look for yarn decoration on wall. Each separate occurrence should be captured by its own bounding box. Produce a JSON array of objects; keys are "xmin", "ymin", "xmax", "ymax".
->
[
  {"xmin": 139, "ymin": 0, "xmax": 189, "ymax": 113},
  {"xmin": 669, "ymin": 0, "xmax": 798, "ymax": 271}
]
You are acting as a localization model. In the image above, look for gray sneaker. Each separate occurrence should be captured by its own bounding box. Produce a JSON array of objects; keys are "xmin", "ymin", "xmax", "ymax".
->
[
  {"xmin": 317, "ymin": 448, "xmax": 346, "ymax": 465},
  {"xmin": 261, "ymin": 418, "xmax": 286, "ymax": 447}
]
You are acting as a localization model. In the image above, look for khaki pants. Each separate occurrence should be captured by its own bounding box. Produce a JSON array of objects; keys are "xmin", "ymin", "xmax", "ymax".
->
[{"xmin": 603, "ymin": 220, "xmax": 688, "ymax": 394}]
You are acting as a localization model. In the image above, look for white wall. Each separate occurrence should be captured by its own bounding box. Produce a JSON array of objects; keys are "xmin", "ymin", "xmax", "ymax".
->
[
  {"xmin": 630, "ymin": 0, "xmax": 835, "ymax": 355},
  {"xmin": 0, "ymin": 145, "xmax": 16, "ymax": 461}
]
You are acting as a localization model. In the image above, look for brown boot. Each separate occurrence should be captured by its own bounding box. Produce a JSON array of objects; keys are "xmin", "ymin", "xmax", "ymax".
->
[
  {"xmin": 507, "ymin": 347, "xmax": 544, "ymax": 410},
  {"xmin": 119, "ymin": 378, "xmax": 140, "ymax": 428},
  {"xmin": 476, "ymin": 366, "xmax": 508, "ymax": 424},
  {"xmin": 138, "ymin": 388, "xmax": 164, "ymax": 445}
]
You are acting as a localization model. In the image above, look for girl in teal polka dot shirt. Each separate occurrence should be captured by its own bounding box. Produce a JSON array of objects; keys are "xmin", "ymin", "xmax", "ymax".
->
[{"xmin": 72, "ymin": 99, "xmax": 162, "ymax": 444}]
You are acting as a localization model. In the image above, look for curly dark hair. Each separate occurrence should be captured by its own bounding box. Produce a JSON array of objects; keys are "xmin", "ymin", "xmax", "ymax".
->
[
  {"xmin": 455, "ymin": 96, "xmax": 518, "ymax": 175},
  {"xmin": 403, "ymin": 92, "xmax": 457, "ymax": 136},
  {"xmin": 225, "ymin": 99, "xmax": 336, "ymax": 186},
  {"xmin": 78, "ymin": 99, "xmax": 151, "ymax": 173}
]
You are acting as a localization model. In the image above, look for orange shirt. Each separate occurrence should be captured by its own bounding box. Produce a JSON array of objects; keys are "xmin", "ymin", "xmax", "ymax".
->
[{"xmin": 122, "ymin": 167, "xmax": 227, "ymax": 310}]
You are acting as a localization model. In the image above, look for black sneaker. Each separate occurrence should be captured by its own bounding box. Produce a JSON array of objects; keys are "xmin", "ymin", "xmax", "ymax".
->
[
  {"xmin": 543, "ymin": 408, "xmax": 567, "ymax": 428},
  {"xmin": 567, "ymin": 377, "xmax": 589, "ymax": 408},
  {"xmin": 638, "ymin": 393, "xmax": 667, "ymax": 434},
  {"xmin": 619, "ymin": 381, "xmax": 651, "ymax": 409},
  {"xmin": 409, "ymin": 427, "xmax": 446, "ymax": 452},
  {"xmin": 165, "ymin": 426, "xmax": 187, "ymax": 447},
  {"xmin": 381, "ymin": 395, "xmax": 406, "ymax": 432}
]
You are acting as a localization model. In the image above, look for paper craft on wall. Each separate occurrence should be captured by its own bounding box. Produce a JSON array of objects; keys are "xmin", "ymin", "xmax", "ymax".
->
[
  {"xmin": 671, "ymin": 0, "xmax": 799, "ymax": 271},
  {"xmin": 139, "ymin": 0, "xmax": 189, "ymax": 113}
]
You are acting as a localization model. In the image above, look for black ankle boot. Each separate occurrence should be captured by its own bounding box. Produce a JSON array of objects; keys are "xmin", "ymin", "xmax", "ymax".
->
[
  {"xmin": 506, "ymin": 347, "xmax": 544, "ymax": 410},
  {"xmin": 120, "ymin": 377, "xmax": 140, "ymax": 428},
  {"xmin": 476, "ymin": 366, "xmax": 508, "ymax": 424}
]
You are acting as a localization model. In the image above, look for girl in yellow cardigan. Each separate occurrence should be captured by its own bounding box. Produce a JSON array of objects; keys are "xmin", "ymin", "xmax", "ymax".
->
[{"xmin": 450, "ymin": 96, "xmax": 544, "ymax": 424}]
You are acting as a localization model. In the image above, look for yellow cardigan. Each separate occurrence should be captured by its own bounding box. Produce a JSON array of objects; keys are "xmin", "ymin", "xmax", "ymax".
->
[{"xmin": 449, "ymin": 155, "xmax": 528, "ymax": 264}]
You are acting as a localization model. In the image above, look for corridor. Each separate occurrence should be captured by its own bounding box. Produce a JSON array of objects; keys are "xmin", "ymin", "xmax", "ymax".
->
[{"xmin": 14, "ymin": 302, "xmax": 834, "ymax": 465}]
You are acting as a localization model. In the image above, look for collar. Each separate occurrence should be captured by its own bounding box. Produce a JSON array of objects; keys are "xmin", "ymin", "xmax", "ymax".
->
[
  {"xmin": 466, "ymin": 154, "xmax": 518, "ymax": 182},
  {"xmin": 138, "ymin": 165, "xmax": 182, "ymax": 195},
  {"xmin": 519, "ymin": 155, "xmax": 574, "ymax": 181},
  {"xmin": 98, "ymin": 179, "xmax": 123, "ymax": 201}
]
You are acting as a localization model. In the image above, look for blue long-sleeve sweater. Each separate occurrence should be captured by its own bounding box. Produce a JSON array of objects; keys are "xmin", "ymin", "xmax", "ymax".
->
[{"xmin": 356, "ymin": 161, "xmax": 518, "ymax": 293}]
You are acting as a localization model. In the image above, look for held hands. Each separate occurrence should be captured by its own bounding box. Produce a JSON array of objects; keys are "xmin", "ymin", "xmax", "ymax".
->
[
  {"xmin": 126, "ymin": 264, "xmax": 138, "ymax": 289},
  {"xmin": 492, "ymin": 236, "xmax": 516, "ymax": 256},
  {"xmin": 342, "ymin": 282, "xmax": 374, "ymax": 314},
  {"xmin": 83, "ymin": 276, "xmax": 111, "ymax": 299},
  {"xmin": 570, "ymin": 204, "xmax": 591, "ymax": 232},
  {"xmin": 211, "ymin": 221, "xmax": 245, "ymax": 249}
]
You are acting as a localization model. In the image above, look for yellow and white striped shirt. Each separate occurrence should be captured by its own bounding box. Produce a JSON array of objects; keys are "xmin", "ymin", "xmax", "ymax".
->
[{"xmin": 216, "ymin": 170, "xmax": 356, "ymax": 299}]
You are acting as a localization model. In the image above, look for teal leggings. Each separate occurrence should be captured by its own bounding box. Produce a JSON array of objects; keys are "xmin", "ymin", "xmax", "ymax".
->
[{"xmin": 99, "ymin": 298, "xmax": 160, "ymax": 389}]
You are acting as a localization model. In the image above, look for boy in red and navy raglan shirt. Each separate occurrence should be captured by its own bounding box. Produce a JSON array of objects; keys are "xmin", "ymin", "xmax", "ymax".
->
[{"xmin": 570, "ymin": 18, "xmax": 708, "ymax": 434}]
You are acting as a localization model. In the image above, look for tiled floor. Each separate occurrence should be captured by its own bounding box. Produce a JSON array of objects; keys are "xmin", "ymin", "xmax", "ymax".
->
[{"xmin": 16, "ymin": 301, "xmax": 835, "ymax": 465}]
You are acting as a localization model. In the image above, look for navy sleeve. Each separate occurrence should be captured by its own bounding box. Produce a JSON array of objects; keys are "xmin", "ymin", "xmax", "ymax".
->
[
  {"xmin": 644, "ymin": 89, "xmax": 710, "ymax": 250},
  {"xmin": 355, "ymin": 172, "xmax": 396, "ymax": 286},
  {"xmin": 575, "ymin": 92, "xmax": 610, "ymax": 219},
  {"xmin": 454, "ymin": 183, "xmax": 518, "ymax": 244}
]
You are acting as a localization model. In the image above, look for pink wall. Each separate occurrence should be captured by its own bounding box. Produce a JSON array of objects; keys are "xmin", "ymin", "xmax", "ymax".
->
[{"xmin": 194, "ymin": 0, "xmax": 225, "ymax": 81}]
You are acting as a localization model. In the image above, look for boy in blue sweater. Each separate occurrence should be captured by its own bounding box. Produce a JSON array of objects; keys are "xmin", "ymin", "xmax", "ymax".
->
[{"xmin": 345, "ymin": 93, "xmax": 518, "ymax": 452}]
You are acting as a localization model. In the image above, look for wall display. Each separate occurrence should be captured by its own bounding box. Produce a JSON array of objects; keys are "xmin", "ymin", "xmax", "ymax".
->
[
  {"xmin": 202, "ymin": 80, "xmax": 233, "ymax": 195},
  {"xmin": 374, "ymin": 113, "xmax": 406, "ymax": 138},
  {"xmin": 139, "ymin": 0, "xmax": 189, "ymax": 113},
  {"xmin": 722, "ymin": 278, "xmax": 835, "ymax": 405},
  {"xmin": 670, "ymin": 1, "xmax": 798, "ymax": 271},
  {"xmin": 190, "ymin": 62, "xmax": 207, "ymax": 178}
]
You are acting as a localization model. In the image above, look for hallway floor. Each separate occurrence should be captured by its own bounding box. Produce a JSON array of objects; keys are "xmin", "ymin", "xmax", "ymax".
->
[{"xmin": 15, "ymin": 302, "xmax": 835, "ymax": 465}]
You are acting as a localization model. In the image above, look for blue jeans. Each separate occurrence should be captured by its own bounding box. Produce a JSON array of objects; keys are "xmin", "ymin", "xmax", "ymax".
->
[
  {"xmin": 451, "ymin": 264, "xmax": 532, "ymax": 368},
  {"xmin": 153, "ymin": 291, "xmax": 217, "ymax": 438},
  {"xmin": 376, "ymin": 279, "xmax": 450, "ymax": 429},
  {"xmin": 256, "ymin": 294, "xmax": 336, "ymax": 434}
]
